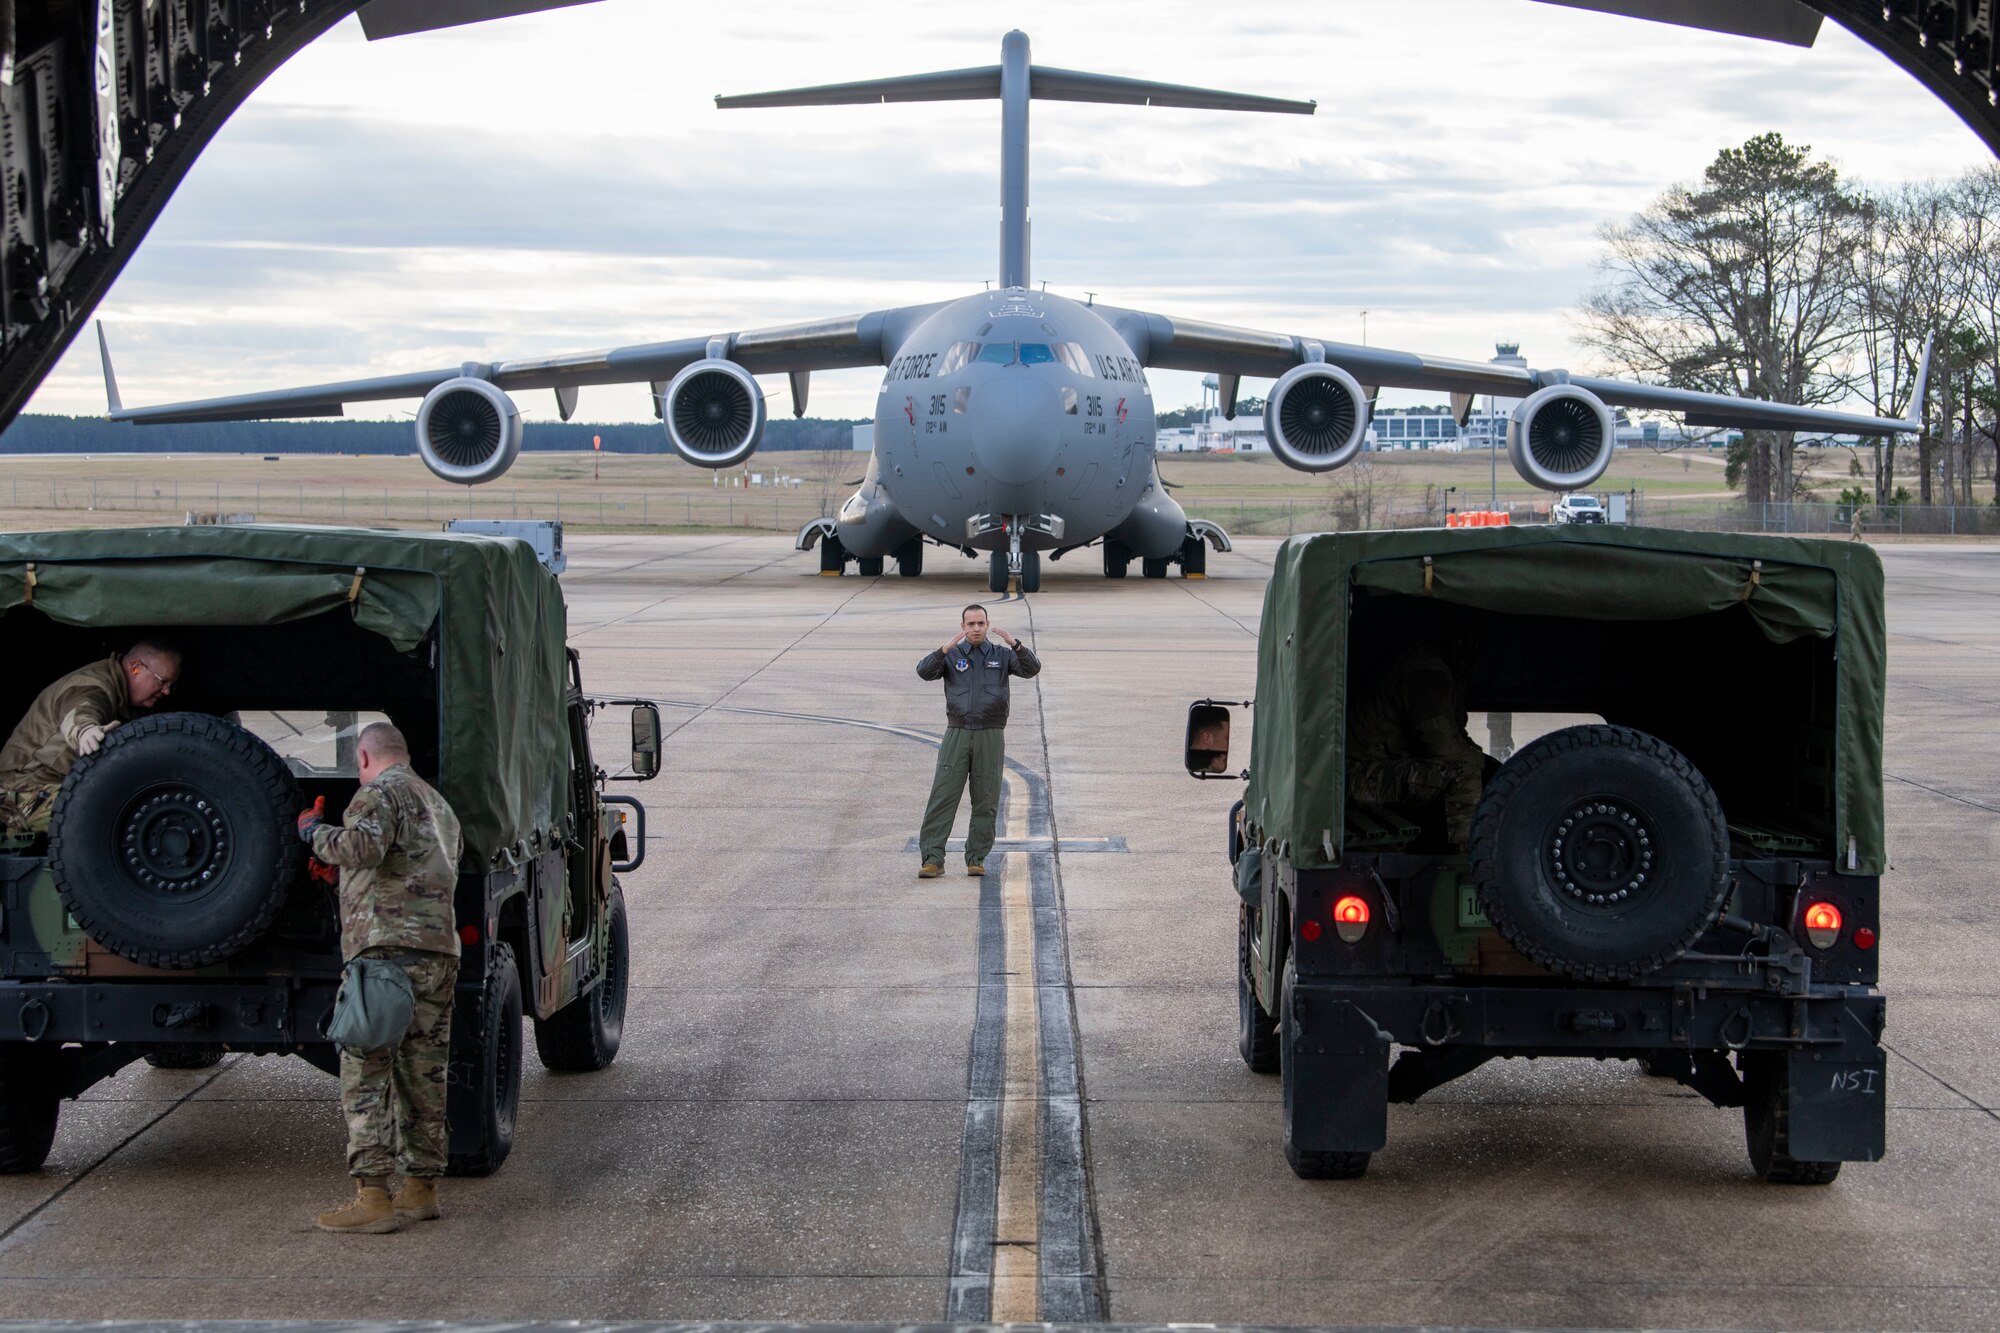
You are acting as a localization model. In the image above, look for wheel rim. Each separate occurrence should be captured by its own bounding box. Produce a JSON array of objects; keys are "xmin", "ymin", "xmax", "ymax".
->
[
  {"xmin": 118, "ymin": 786, "xmax": 232, "ymax": 896},
  {"xmin": 1544, "ymin": 797, "xmax": 1656, "ymax": 907}
]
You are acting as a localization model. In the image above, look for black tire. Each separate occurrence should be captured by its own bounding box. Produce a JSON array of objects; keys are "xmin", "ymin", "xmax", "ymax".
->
[
  {"xmin": 1742, "ymin": 1053, "xmax": 1842, "ymax": 1185},
  {"xmin": 1102, "ymin": 540, "xmax": 1130, "ymax": 578},
  {"xmin": 1238, "ymin": 906, "xmax": 1278, "ymax": 1074},
  {"xmin": 819, "ymin": 532, "xmax": 847, "ymax": 574},
  {"xmin": 1141, "ymin": 557, "xmax": 1170, "ymax": 579},
  {"xmin": 896, "ymin": 540, "xmax": 925, "ymax": 578},
  {"xmin": 0, "ymin": 1046, "xmax": 59, "ymax": 1174},
  {"xmin": 1279, "ymin": 957, "xmax": 1370, "ymax": 1179},
  {"xmin": 856, "ymin": 555, "xmax": 885, "ymax": 577},
  {"xmin": 1468, "ymin": 725, "xmax": 1729, "ymax": 982},
  {"xmin": 988, "ymin": 551, "xmax": 1010, "ymax": 593},
  {"xmin": 1020, "ymin": 551, "xmax": 1042, "ymax": 594},
  {"xmin": 146, "ymin": 1047, "xmax": 225, "ymax": 1070},
  {"xmin": 50, "ymin": 713, "xmax": 303, "ymax": 969},
  {"xmin": 1180, "ymin": 535, "xmax": 1208, "ymax": 577},
  {"xmin": 448, "ymin": 941, "xmax": 523, "ymax": 1177},
  {"xmin": 533, "ymin": 881, "xmax": 629, "ymax": 1072}
]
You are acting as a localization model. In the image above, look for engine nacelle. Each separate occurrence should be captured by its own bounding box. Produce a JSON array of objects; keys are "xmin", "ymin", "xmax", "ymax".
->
[
  {"xmin": 415, "ymin": 378, "xmax": 523, "ymax": 485},
  {"xmin": 663, "ymin": 358, "xmax": 766, "ymax": 469},
  {"xmin": 1507, "ymin": 384, "xmax": 1616, "ymax": 492},
  {"xmin": 1263, "ymin": 362, "xmax": 1370, "ymax": 473}
]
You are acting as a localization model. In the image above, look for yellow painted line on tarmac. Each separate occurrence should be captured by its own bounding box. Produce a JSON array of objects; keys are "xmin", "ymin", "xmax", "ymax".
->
[
  {"xmin": 1004, "ymin": 765, "xmax": 1030, "ymax": 840},
  {"xmin": 990, "ymin": 851, "xmax": 1041, "ymax": 1322}
]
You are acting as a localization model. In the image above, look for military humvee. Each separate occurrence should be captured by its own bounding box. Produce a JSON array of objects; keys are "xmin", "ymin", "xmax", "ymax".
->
[
  {"xmin": 0, "ymin": 526, "xmax": 659, "ymax": 1176},
  {"xmin": 1189, "ymin": 526, "xmax": 1886, "ymax": 1184}
]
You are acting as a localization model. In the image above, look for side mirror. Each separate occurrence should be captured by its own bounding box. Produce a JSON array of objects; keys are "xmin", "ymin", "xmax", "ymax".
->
[
  {"xmin": 1185, "ymin": 701, "xmax": 1236, "ymax": 779},
  {"xmin": 630, "ymin": 703, "xmax": 661, "ymax": 780}
]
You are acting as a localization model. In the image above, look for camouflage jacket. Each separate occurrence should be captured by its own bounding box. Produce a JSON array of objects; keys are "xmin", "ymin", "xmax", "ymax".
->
[
  {"xmin": 0, "ymin": 655, "xmax": 132, "ymax": 792},
  {"xmin": 1345, "ymin": 642, "xmax": 1485, "ymax": 772},
  {"xmin": 311, "ymin": 763, "xmax": 464, "ymax": 961}
]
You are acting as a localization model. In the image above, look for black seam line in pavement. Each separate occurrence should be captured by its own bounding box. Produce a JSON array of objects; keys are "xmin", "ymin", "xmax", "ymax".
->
[
  {"xmin": 1894, "ymin": 680, "xmax": 2000, "ymax": 709},
  {"xmin": 567, "ymin": 536, "xmax": 796, "ymax": 640},
  {"xmin": 654, "ymin": 580, "xmax": 881, "ymax": 744},
  {"xmin": 1884, "ymin": 771, "xmax": 2000, "ymax": 815},
  {"xmin": 563, "ymin": 533, "xmax": 751, "ymax": 584},
  {"xmin": 1883, "ymin": 1043, "xmax": 2000, "ymax": 1124},
  {"xmin": 0, "ymin": 1054, "xmax": 238, "ymax": 1252},
  {"xmin": 1173, "ymin": 576, "xmax": 1258, "ymax": 638}
]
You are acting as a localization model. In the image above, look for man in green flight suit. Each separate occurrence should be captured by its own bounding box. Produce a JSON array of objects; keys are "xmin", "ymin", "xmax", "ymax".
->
[
  {"xmin": 300, "ymin": 721, "xmax": 464, "ymax": 1235},
  {"xmin": 1346, "ymin": 638, "xmax": 1488, "ymax": 848},
  {"xmin": 0, "ymin": 639, "xmax": 181, "ymax": 835},
  {"xmin": 916, "ymin": 604, "xmax": 1042, "ymax": 878}
]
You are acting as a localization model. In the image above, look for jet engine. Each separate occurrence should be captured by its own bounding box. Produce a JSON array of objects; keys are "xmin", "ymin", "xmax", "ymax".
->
[
  {"xmin": 1263, "ymin": 363, "xmax": 1370, "ymax": 473},
  {"xmin": 663, "ymin": 358, "xmax": 766, "ymax": 469},
  {"xmin": 415, "ymin": 378, "xmax": 523, "ymax": 485},
  {"xmin": 1507, "ymin": 384, "xmax": 1616, "ymax": 492}
]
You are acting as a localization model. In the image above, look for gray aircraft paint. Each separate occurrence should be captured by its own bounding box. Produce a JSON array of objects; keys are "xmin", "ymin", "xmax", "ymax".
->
[{"xmin": 101, "ymin": 29, "xmax": 1924, "ymax": 577}]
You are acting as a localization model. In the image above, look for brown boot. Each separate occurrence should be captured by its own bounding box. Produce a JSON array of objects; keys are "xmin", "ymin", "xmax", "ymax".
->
[
  {"xmin": 395, "ymin": 1177, "xmax": 442, "ymax": 1221},
  {"xmin": 918, "ymin": 863, "xmax": 942, "ymax": 879},
  {"xmin": 315, "ymin": 1182, "xmax": 400, "ymax": 1234},
  {"xmin": 966, "ymin": 863, "xmax": 985, "ymax": 877}
]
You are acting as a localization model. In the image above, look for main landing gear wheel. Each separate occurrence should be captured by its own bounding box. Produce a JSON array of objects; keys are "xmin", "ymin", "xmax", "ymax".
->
[
  {"xmin": 819, "ymin": 532, "xmax": 847, "ymax": 575},
  {"xmin": 1141, "ymin": 557, "xmax": 1170, "ymax": 579},
  {"xmin": 1180, "ymin": 534, "xmax": 1208, "ymax": 578},
  {"xmin": 895, "ymin": 539, "xmax": 924, "ymax": 578},
  {"xmin": 1469, "ymin": 724, "xmax": 1730, "ymax": 982},
  {"xmin": 856, "ymin": 555, "xmax": 885, "ymax": 577},
  {"xmin": 1103, "ymin": 539, "xmax": 1131, "ymax": 579}
]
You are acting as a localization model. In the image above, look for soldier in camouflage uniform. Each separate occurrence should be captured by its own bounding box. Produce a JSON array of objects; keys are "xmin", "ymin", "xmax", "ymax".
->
[
  {"xmin": 1346, "ymin": 639, "xmax": 1487, "ymax": 847},
  {"xmin": 299, "ymin": 721, "xmax": 464, "ymax": 1235},
  {"xmin": 0, "ymin": 640, "xmax": 180, "ymax": 835}
]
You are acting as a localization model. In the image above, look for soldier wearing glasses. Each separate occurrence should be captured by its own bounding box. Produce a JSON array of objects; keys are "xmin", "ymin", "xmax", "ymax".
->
[{"xmin": 0, "ymin": 639, "xmax": 181, "ymax": 835}]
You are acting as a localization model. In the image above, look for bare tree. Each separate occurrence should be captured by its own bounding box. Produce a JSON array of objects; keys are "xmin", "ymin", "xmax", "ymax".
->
[{"xmin": 1578, "ymin": 133, "xmax": 1870, "ymax": 509}]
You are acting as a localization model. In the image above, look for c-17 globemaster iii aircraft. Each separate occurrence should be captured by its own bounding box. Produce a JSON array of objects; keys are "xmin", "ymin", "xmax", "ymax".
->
[{"xmin": 101, "ymin": 30, "xmax": 1927, "ymax": 593}]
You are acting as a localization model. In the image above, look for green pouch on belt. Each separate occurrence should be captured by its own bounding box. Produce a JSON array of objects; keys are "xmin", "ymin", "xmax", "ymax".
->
[{"xmin": 326, "ymin": 957, "xmax": 416, "ymax": 1052}]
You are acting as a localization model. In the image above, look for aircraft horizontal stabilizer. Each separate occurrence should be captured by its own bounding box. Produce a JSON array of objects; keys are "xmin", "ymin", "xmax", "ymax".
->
[
  {"xmin": 720, "ymin": 66, "xmax": 1312, "ymax": 115},
  {"xmin": 357, "ymin": 0, "xmax": 602, "ymax": 41}
]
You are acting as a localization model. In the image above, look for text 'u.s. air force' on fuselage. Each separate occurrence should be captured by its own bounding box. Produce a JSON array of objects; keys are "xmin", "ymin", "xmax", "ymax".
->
[{"xmin": 99, "ymin": 30, "xmax": 1928, "ymax": 593}]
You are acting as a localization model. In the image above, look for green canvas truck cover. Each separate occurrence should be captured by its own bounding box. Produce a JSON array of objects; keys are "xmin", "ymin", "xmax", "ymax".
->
[
  {"xmin": 0, "ymin": 525, "xmax": 568, "ymax": 869},
  {"xmin": 1244, "ymin": 525, "xmax": 1886, "ymax": 874}
]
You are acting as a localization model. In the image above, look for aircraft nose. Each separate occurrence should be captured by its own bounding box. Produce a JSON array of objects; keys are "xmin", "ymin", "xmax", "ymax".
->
[{"xmin": 973, "ymin": 378, "xmax": 1063, "ymax": 487}]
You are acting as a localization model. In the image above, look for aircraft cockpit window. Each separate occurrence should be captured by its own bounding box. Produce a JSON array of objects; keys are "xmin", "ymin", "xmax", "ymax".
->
[
  {"xmin": 1018, "ymin": 343, "xmax": 1057, "ymax": 365},
  {"xmin": 1056, "ymin": 342, "xmax": 1095, "ymax": 376},
  {"xmin": 977, "ymin": 342, "xmax": 1017, "ymax": 365},
  {"xmin": 939, "ymin": 341, "xmax": 980, "ymax": 375}
]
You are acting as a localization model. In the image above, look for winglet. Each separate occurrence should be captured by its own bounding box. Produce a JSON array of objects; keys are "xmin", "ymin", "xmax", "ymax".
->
[
  {"xmin": 96, "ymin": 321, "xmax": 124, "ymax": 417},
  {"xmin": 1905, "ymin": 332, "xmax": 1934, "ymax": 432}
]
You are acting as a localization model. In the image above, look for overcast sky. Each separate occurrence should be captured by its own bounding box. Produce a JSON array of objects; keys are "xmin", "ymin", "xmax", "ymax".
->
[{"xmin": 26, "ymin": 0, "xmax": 1992, "ymax": 426}]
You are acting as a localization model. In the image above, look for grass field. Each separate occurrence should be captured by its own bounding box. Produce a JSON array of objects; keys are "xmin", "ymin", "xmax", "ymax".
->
[{"xmin": 0, "ymin": 441, "xmax": 1934, "ymax": 536}]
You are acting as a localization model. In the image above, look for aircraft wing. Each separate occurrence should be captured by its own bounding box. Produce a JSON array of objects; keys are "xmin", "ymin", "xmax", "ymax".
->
[
  {"xmin": 102, "ymin": 304, "xmax": 951, "ymax": 426},
  {"xmin": 1095, "ymin": 304, "xmax": 1924, "ymax": 439}
]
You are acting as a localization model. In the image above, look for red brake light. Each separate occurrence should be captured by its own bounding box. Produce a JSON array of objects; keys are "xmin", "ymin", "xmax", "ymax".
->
[
  {"xmin": 1332, "ymin": 895, "xmax": 1370, "ymax": 944},
  {"xmin": 1853, "ymin": 926, "xmax": 1877, "ymax": 951},
  {"xmin": 459, "ymin": 924, "xmax": 481, "ymax": 947},
  {"xmin": 1298, "ymin": 918, "xmax": 1323, "ymax": 942},
  {"xmin": 1803, "ymin": 901, "xmax": 1842, "ymax": 949}
]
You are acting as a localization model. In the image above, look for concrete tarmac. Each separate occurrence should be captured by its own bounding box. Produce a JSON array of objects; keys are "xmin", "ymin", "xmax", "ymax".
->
[{"xmin": 0, "ymin": 534, "xmax": 1994, "ymax": 1329}]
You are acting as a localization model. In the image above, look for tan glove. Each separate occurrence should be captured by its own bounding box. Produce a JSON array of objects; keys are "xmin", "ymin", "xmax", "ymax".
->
[{"xmin": 75, "ymin": 720, "xmax": 120, "ymax": 756}]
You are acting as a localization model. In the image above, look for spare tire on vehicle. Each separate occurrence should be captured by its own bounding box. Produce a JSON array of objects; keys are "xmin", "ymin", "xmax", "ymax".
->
[
  {"xmin": 49, "ymin": 713, "xmax": 305, "ymax": 970},
  {"xmin": 1468, "ymin": 724, "xmax": 1730, "ymax": 982}
]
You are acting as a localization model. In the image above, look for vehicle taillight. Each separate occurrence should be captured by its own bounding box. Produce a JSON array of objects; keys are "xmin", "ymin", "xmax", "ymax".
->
[
  {"xmin": 1298, "ymin": 918, "xmax": 1323, "ymax": 942},
  {"xmin": 459, "ymin": 924, "xmax": 481, "ymax": 947},
  {"xmin": 1332, "ymin": 895, "xmax": 1370, "ymax": 944},
  {"xmin": 1853, "ymin": 926, "xmax": 1877, "ymax": 951},
  {"xmin": 1803, "ymin": 901, "xmax": 1842, "ymax": 950}
]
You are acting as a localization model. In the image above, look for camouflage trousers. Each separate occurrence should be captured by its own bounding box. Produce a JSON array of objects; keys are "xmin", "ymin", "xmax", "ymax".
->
[
  {"xmin": 1349, "ymin": 756, "xmax": 1484, "ymax": 845},
  {"xmin": 0, "ymin": 782, "xmax": 58, "ymax": 835},
  {"xmin": 340, "ymin": 946, "xmax": 457, "ymax": 1180}
]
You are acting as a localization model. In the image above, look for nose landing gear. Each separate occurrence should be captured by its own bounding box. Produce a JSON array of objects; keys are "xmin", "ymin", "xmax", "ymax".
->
[{"xmin": 988, "ymin": 520, "xmax": 1040, "ymax": 593}]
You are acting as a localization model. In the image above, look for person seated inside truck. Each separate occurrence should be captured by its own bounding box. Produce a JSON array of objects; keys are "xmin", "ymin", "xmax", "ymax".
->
[
  {"xmin": 0, "ymin": 638, "xmax": 182, "ymax": 835},
  {"xmin": 1346, "ymin": 632, "xmax": 1487, "ymax": 849}
]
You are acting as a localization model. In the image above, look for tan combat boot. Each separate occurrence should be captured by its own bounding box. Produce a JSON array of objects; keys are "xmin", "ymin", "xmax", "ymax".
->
[
  {"xmin": 395, "ymin": 1177, "xmax": 442, "ymax": 1221},
  {"xmin": 966, "ymin": 863, "xmax": 985, "ymax": 877},
  {"xmin": 918, "ymin": 863, "xmax": 942, "ymax": 879},
  {"xmin": 315, "ymin": 1182, "xmax": 400, "ymax": 1234}
]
